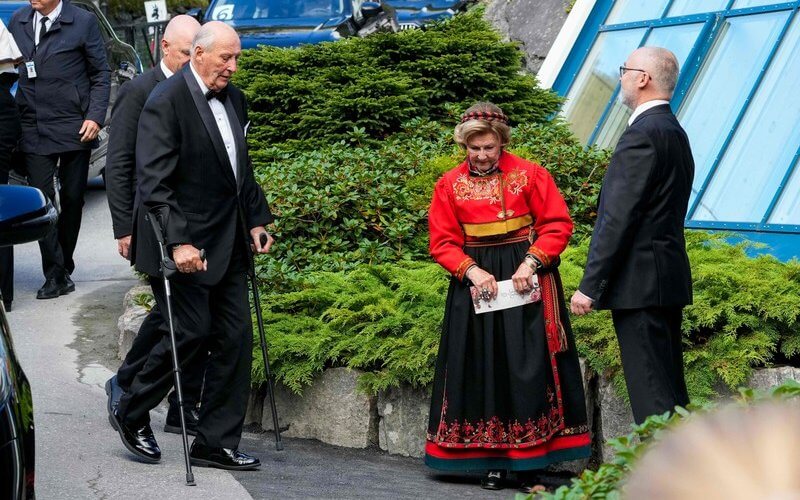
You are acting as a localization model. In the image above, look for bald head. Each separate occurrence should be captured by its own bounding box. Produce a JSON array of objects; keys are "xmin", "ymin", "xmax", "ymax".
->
[
  {"xmin": 630, "ymin": 46, "xmax": 679, "ymax": 95},
  {"xmin": 192, "ymin": 21, "xmax": 241, "ymax": 91},
  {"xmin": 160, "ymin": 15, "xmax": 201, "ymax": 74},
  {"xmin": 620, "ymin": 46, "xmax": 679, "ymax": 109}
]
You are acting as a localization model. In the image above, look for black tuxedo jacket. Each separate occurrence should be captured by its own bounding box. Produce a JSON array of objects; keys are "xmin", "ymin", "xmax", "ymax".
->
[
  {"xmin": 131, "ymin": 65, "xmax": 273, "ymax": 285},
  {"xmin": 8, "ymin": 0, "xmax": 110, "ymax": 154},
  {"xmin": 106, "ymin": 65, "xmax": 167, "ymax": 239},
  {"xmin": 579, "ymin": 104, "xmax": 694, "ymax": 309}
]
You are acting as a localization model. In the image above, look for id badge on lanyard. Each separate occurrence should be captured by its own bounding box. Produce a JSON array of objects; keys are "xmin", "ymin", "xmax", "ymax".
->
[{"xmin": 25, "ymin": 61, "xmax": 37, "ymax": 79}]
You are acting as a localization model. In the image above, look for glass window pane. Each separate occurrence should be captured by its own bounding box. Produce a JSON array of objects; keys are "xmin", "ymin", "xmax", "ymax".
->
[
  {"xmin": 733, "ymin": 0, "xmax": 792, "ymax": 9},
  {"xmin": 593, "ymin": 22, "xmax": 704, "ymax": 149},
  {"xmin": 676, "ymin": 10, "xmax": 790, "ymax": 212},
  {"xmin": 605, "ymin": 0, "xmax": 669, "ymax": 25},
  {"xmin": 770, "ymin": 161, "xmax": 800, "ymax": 224},
  {"xmin": 694, "ymin": 14, "xmax": 800, "ymax": 222},
  {"xmin": 561, "ymin": 28, "xmax": 646, "ymax": 144},
  {"xmin": 668, "ymin": 0, "xmax": 729, "ymax": 17}
]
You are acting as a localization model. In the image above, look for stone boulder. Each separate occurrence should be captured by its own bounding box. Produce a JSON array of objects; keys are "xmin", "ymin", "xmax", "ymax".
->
[
  {"xmin": 485, "ymin": 0, "xmax": 571, "ymax": 73},
  {"xmin": 261, "ymin": 368, "xmax": 376, "ymax": 449},
  {"xmin": 596, "ymin": 374, "xmax": 635, "ymax": 462},
  {"xmin": 377, "ymin": 385, "xmax": 431, "ymax": 458},
  {"xmin": 748, "ymin": 366, "xmax": 800, "ymax": 391}
]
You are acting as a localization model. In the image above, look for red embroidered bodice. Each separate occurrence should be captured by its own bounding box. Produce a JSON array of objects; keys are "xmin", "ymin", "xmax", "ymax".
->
[{"xmin": 428, "ymin": 151, "xmax": 573, "ymax": 279}]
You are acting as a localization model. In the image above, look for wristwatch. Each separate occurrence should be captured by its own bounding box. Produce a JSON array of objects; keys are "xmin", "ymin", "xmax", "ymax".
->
[{"xmin": 524, "ymin": 255, "xmax": 541, "ymax": 271}]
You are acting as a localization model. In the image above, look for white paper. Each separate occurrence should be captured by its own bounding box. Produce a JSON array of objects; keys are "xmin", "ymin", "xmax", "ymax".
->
[{"xmin": 471, "ymin": 277, "xmax": 541, "ymax": 314}]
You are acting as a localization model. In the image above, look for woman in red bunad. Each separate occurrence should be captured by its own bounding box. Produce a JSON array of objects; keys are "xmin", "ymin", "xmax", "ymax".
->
[{"xmin": 424, "ymin": 102, "xmax": 590, "ymax": 493}]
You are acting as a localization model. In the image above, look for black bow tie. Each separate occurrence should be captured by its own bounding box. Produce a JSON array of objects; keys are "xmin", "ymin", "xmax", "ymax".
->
[{"xmin": 205, "ymin": 87, "xmax": 228, "ymax": 102}]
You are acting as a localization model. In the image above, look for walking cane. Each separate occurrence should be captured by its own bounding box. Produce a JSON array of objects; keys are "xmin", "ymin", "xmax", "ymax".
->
[
  {"xmin": 250, "ymin": 231, "xmax": 283, "ymax": 451},
  {"xmin": 146, "ymin": 208, "xmax": 204, "ymax": 486}
]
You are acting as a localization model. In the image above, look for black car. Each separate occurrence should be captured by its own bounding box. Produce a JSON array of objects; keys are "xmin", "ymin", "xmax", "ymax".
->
[
  {"xmin": 0, "ymin": 185, "xmax": 58, "ymax": 500},
  {"xmin": 0, "ymin": 0, "xmax": 143, "ymax": 181}
]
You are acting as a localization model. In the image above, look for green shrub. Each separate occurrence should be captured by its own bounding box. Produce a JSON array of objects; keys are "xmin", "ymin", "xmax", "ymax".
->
[
  {"xmin": 233, "ymin": 8, "xmax": 562, "ymax": 149},
  {"xmin": 251, "ymin": 262, "xmax": 448, "ymax": 394}
]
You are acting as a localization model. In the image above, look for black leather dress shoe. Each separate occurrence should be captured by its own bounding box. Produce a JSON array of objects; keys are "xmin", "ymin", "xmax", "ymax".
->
[
  {"xmin": 63, "ymin": 274, "xmax": 75, "ymax": 294},
  {"xmin": 105, "ymin": 376, "xmax": 123, "ymax": 430},
  {"xmin": 481, "ymin": 470, "xmax": 506, "ymax": 490},
  {"xmin": 112, "ymin": 411, "xmax": 161, "ymax": 463},
  {"xmin": 36, "ymin": 278, "xmax": 69, "ymax": 299},
  {"xmin": 190, "ymin": 442, "xmax": 260, "ymax": 470},
  {"xmin": 164, "ymin": 405, "xmax": 199, "ymax": 436}
]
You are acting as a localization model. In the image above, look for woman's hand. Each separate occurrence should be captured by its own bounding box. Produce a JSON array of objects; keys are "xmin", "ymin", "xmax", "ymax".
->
[
  {"xmin": 512, "ymin": 261, "xmax": 536, "ymax": 294},
  {"xmin": 466, "ymin": 266, "xmax": 498, "ymax": 300}
]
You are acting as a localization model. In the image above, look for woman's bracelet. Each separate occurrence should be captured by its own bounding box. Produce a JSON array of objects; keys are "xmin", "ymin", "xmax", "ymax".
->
[{"xmin": 523, "ymin": 254, "xmax": 541, "ymax": 272}]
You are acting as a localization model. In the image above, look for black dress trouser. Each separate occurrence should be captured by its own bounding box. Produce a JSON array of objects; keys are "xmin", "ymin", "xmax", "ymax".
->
[
  {"xmin": 117, "ymin": 250, "xmax": 253, "ymax": 449},
  {"xmin": 24, "ymin": 150, "xmax": 90, "ymax": 280},
  {"xmin": 115, "ymin": 278, "xmax": 207, "ymax": 410},
  {"xmin": 612, "ymin": 306, "xmax": 690, "ymax": 424},
  {"xmin": 0, "ymin": 78, "xmax": 20, "ymax": 305}
]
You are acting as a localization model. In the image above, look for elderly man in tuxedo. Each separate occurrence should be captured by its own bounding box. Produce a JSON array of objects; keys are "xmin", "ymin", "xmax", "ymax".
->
[
  {"xmin": 104, "ymin": 15, "xmax": 204, "ymax": 439},
  {"xmin": 570, "ymin": 46, "xmax": 694, "ymax": 424},
  {"xmin": 8, "ymin": 0, "xmax": 110, "ymax": 299},
  {"xmin": 112, "ymin": 21, "xmax": 274, "ymax": 470}
]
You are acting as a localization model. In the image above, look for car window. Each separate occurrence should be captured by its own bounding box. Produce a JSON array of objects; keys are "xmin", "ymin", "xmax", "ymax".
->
[{"xmin": 210, "ymin": 0, "xmax": 345, "ymax": 21}]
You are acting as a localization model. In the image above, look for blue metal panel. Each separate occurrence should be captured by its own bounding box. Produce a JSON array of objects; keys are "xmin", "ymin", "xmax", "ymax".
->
[
  {"xmin": 671, "ymin": 19, "xmax": 716, "ymax": 110},
  {"xmin": 685, "ymin": 220, "xmax": 800, "ymax": 232},
  {"xmin": 552, "ymin": 0, "xmax": 615, "ymax": 96},
  {"xmin": 717, "ymin": 230, "xmax": 800, "ymax": 261},
  {"xmin": 686, "ymin": 8, "xmax": 797, "ymax": 220}
]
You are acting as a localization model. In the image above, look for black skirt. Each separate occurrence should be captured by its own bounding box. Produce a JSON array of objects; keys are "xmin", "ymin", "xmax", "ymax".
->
[{"xmin": 424, "ymin": 240, "xmax": 590, "ymax": 472}]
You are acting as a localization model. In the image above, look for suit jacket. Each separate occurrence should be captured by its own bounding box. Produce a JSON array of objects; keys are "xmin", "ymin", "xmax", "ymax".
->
[
  {"xmin": 131, "ymin": 64, "xmax": 273, "ymax": 286},
  {"xmin": 8, "ymin": 0, "xmax": 110, "ymax": 154},
  {"xmin": 106, "ymin": 65, "xmax": 167, "ymax": 239},
  {"xmin": 579, "ymin": 104, "xmax": 694, "ymax": 310}
]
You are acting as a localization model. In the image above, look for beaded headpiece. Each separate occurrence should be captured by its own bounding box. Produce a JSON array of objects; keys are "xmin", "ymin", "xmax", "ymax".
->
[{"xmin": 459, "ymin": 110, "xmax": 509, "ymax": 124}]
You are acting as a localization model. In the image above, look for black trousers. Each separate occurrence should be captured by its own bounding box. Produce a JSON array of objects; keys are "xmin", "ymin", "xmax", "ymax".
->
[
  {"xmin": 0, "ymin": 165, "xmax": 12, "ymax": 305},
  {"xmin": 24, "ymin": 150, "xmax": 90, "ymax": 280},
  {"xmin": 612, "ymin": 306, "xmax": 690, "ymax": 424},
  {"xmin": 116, "ymin": 278, "xmax": 207, "ymax": 410},
  {"xmin": 0, "ymin": 85, "xmax": 19, "ymax": 305},
  {"xmin": 117, "ymin": 255, "xmax": 253, "ymax": 449}
]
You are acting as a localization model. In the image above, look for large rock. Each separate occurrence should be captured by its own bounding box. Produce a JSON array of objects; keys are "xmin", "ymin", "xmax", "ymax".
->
[
  {"xmin": 118, "ymin": 285, "xmax": 152, "ymax": 359},
  {"xmin": 261, "ymin": 368, "xmax": 376, "ymax": 449},
  {"xmin": 377, "ymin": 385, "xmax": 431, "ymax": 458},
  {"xmin": 548, "ymin": 358, "xmax": 596, "ymax": 473},
  {"xmin": 748, "ymin": 366, "xmax": 800, "ymax": 392},
  {"xmin": 485, "ymin": 0, "xmax": 571, "ymax": 73},
  {"xmin": 596, "ymin": 374, "xmax": 635, "ymax": 462}
]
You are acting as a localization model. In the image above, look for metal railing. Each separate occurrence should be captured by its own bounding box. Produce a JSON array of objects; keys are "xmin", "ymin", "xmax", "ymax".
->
[{"xmin": 113, "ymin": 20, "xmax": 169, "ymax": 68}]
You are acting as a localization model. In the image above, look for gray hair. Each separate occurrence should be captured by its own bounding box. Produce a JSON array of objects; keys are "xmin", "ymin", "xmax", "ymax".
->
[
  {"xmin": 641, "ymin": 46, "xmax": 680, "ymax": 96},
  {"xmin": 192, "ymin": 23, "xmax": 217, "ymax": 52}
]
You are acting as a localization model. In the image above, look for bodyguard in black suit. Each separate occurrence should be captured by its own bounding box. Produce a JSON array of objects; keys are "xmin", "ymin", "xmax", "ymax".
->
[
  {"xmin": 8, "ymin": 0, "xmax": 110, "ymax": 299},
  {"xmin": 571, "ymin": 47, "xmax": 694, "ymax": 424},
  {"xmin": 104, "ymin": 15, "xmax": 203, "ymax": 438},
  {"xmin": 113, "ymin": 22, "xmax": 273, "ymax": 470}
]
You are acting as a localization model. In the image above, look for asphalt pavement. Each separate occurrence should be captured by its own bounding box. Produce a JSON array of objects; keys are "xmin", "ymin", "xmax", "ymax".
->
[{"xmin": 6, "ymin": 183, "xmax": 561, "ymax": 499}]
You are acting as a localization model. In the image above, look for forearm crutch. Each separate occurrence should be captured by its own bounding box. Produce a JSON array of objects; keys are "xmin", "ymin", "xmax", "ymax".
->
[
  {"xmin": 146, "ymin": 208, "xmax": 204, "ymax": 486},
  {"xmin": 250, "ymin": 231, "xmax": 283, "ymax": 451}
]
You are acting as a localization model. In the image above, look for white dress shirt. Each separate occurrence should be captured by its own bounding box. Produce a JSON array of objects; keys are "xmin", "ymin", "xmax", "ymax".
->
[
  {"xmin": 33, "ymin": 0, "xmax": 62, "ymax": 46},
  {"xmin": 159, "ymin": 59, "xmax": 173, "ymax": 79},
  {"xmin": 628, "ymin": 99, "xmax": 670, "ymax": 126},
  {"xmin": 189, "ymin": 62, "xmax": 237, "ymax": 180}
]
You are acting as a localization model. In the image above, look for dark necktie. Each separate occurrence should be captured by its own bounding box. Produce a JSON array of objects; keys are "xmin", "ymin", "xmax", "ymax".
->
[
  {"xmin": 37, "ymin": 16, "xmax": 48, "ymax": 46},
  {"xmin": 205, "ymin": 87, "xmax": 228, "ymax": 103}
]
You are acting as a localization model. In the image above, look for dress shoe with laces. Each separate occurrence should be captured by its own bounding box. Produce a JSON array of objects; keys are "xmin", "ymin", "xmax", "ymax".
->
[
  {"xmin": 190, "ymin": 442, "xmax": 260, "ymax": 470},
  {"xmin": 36, "ymin": 278, "xmax": 70, "ymax": 299},
  {"xmin": 481, "ymin": 470, "xmax": 506, "ymax": 490},
  {"xmin": 164, "ymin": 404, "xmax": 199, "ymax": 436},
  {"xmin": 112, "ymin": 410, "xmax": 161, "ymax": 463},
  {"xmin": 105, "ymin": 376, "xmax": 123, "ymax": 430}
]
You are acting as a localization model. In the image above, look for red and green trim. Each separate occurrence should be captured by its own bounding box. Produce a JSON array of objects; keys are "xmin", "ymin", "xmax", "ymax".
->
[{"xmin": 424, "ymin": 432, "xmax": 591, "ymax": 472}]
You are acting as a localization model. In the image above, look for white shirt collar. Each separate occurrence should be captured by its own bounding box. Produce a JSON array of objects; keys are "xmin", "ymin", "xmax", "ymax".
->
[
  {"xmin": 35, "ymin": 1, "xmax": 62, "ymax": 25},
  {"xmin": 189, "ymin": 61, "xmax": 209, "ymax": 95},
  {"xmin": 628, "ymin": 99, "xmax": 670, "ymax": 126},
  {"xmin": 159, "ymin": 59, "xmax": 174, "ymax": 79}
]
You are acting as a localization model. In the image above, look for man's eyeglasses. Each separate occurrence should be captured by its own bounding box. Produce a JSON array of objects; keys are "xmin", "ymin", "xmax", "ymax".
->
[{"xmin": 619, "ymin": 66, "xmax": 647, "ymax": 78}]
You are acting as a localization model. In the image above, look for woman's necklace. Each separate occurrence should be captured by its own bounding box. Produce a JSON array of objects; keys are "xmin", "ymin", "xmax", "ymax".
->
[{"xmin": 468, "ymin": 160, "xmax": 499, "ymax": 177}]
